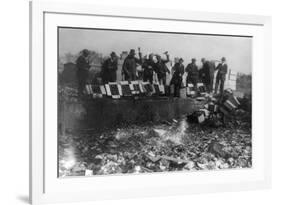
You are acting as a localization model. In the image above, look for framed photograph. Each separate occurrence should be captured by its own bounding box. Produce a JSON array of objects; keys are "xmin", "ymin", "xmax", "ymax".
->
[{"xmin": 30, "ymin": 1, "xmax": 272, "ymax": 204}]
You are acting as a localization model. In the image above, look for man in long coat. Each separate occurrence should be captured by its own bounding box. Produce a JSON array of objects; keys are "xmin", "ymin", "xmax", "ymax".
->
[
  {"xmin": 185, "ymin": 58, "xmax": 199, "ymax": 89},
  {"xmin": 101, "ymin": 52, "xmax": 118, "ymax": 83},
  {"xmin": 201, "ymin": 58, "xmax": 215, "ymax": 93},
  {"xmin": 76, "ymin": 49, "xmax": 91, "ymax": 96},
  {"xmin": 142, "ymin": 53, "xmax": 155, "ymax": 84},
  {"xmin": 214, "ymin": 57, "xmax": 228, "ymax": 94},
  {"xmin": 122, "ymin": 48, "xmax": 142, "ymax": 81},
  {"xmin": 170, "ymin": 58, "xmax": 184, "ymax": 97}
]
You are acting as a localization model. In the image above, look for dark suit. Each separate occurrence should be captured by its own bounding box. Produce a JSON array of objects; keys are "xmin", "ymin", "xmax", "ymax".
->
[
  {"xmin": 201, "ymin": 61, "xmax": 215, "ymax": 92},
  {"xmin": 101, "ymin": 58, "xmax": 118, "ymax": 83},
  {"xmin": 185, "ymin": 63, "xmax": 199, "ymax": 88},
  {"xmin": 171, "ymin": 63, "xmax": 184, "ymax": 97},
  {"xmin": 215, "ymin": 63, "xmax": 228, "ymax": 94},
  {"xmin": 142, "ymin": 59, "xmax": 155, "ymax": 84},
  {"xmin": 154, "ymin": 59, "xmax": 170, "ymax": 85},
  {"xmin": 122, "ymin": 54, "xmax": 142, "ymax": 81}
]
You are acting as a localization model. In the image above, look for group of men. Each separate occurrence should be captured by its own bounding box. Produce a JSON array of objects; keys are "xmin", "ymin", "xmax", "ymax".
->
[
  {"xmin": 76, "ymin": 48, "xmax": 228, "ymax": 97},
  {"xmin": 170, "ymin": 57, "xmax": 228, "ymax": 97}
]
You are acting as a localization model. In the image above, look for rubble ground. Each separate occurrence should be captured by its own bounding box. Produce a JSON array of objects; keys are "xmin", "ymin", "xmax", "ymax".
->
[{"xmin": 59, "ymin": 115, "xmax": 252, "ymax": 177}]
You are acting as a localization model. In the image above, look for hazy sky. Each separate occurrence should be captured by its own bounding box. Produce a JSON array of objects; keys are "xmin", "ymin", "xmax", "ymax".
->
[{"xmin": 59, "ymin": 28, "xmax": 252, "ymax": 74}]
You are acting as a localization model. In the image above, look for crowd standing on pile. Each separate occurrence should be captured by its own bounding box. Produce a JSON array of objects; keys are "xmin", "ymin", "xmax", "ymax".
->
[{"xmin": 76, "ymin": 48, "xmax": 228, "ymax": 97}]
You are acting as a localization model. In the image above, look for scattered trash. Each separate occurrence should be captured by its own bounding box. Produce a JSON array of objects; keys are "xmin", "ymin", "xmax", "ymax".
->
[
  {"xmin": 58, "ymin": 88, "xmax": 251, "ymax": 177},
  {"xmin": 59, "ymin": 112, "xmax": 251, "ymax": 176}
]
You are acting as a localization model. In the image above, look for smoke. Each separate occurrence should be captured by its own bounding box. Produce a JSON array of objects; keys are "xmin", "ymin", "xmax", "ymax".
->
[
  {"xmin": 154, "ymin": 118, "xmax": 189, "ymax": 145},
  {"xmin": 59, "ymin": 145, "xmax": 77, "ymax": 175}
]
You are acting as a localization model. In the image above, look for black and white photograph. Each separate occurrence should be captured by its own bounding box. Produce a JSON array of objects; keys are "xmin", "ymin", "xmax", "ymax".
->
[{"xmin": 58, "ymin": 27, "xmax": 252, "ymax": 177}]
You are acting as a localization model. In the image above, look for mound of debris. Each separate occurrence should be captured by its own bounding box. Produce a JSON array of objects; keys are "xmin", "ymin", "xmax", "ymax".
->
[
  {"xmin": 58, "ymin": 88, "xmax": 251, "ymax": 177},
  {"xmin": 59, "ymin": 118, "xmax": 251, "ymax": 177},
  {"xmin": 187, "ymin": 89, "xmax": 251, "ymax": 129}
]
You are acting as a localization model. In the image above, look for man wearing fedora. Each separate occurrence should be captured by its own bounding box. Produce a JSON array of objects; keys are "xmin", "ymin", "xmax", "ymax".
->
[
  {"xmin": 171, "ymin": 58, "xmax": 184, "ymax": 97},
  {"xmin": 185, "ymin": 58, "xmax": 199, "ymax": 90},
  {"xmin": 122, "ymin": 48, "xmax": 142, "ymax": 81},
  {"xmin": 142, "ymin": 53, "xmax": 155, "ymax": 84},
  {"xmin": 101, "ymin": 52, "xmax": 118, "ymax": 83},
  {"xmin": 214, "ymin": 57, "xmax": 228, "ymax": 94},
  {"xmin": 154, "ymin": 52, "xmax": 170, "ymax": 85}
]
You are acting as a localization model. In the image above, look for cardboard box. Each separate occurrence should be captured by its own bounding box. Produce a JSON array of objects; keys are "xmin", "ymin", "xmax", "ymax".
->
[
  {"xmin": 227, "ymin": 95, "xmax": 240, "ymax": 107},
  {"xmin": 119, "ymin": 81, "xmax": 132, "ymax": 97},
  {"xmin": 186, "ymin": 84, "xmax": 196, "ymax": 96},
  {"xmin": 224, "ymin": 99, "xmax": 237, "ymax": 110},
  {"xmin": 188, "ymin": 111, "xmax": 205, "ymax": 123},
  {"xmin": 197, "ymin": 83, "xmax": 206, "ymax": 93},
  {"xmin": 106, "ymin": 83, "xmax": 121, "ymax": 98},
  {"xmin": 142, "ymin": 82, "xmax": 155, "ymax": 95},
  {"xmin": 207, "ymin": 103, "xmax": 219, "ymax": 113},
  {"xmin": 130, "ymin": 81, "xmax": 142, "ymax": 95}
]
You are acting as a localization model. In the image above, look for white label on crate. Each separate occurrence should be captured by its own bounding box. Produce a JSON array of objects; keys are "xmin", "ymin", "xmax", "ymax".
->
[
  {"xmin": 139, "ymin": 83, "xmax": 144, "ymax": 93},
  {"xmin": 105, "ymin": 84, "xmax": 111, "ymax": 96},
  {"xmin": 85, "ymin": 85, "xmax": 90, "ymax": 95},
  {"xmin": 89, "ymin": 85, "xmax": 93, "ymax": 94},
  {"xmin": 129, "ymin": 84, "xmax": 134, "ymax": 91},
  {"xmin": 234, "ymin": 96, "xmax": 241, "ymax": 105},
  {"xmin": 100, "ymin": 85, "xmax": 106, "ymax": 95},
  {"xmin": 225, "ymin": 100, "xmax": 236, "ymax": 109}
]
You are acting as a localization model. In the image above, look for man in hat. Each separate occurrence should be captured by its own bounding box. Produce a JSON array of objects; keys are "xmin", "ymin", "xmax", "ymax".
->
[
  {"xmin": 142, "ymin": 53, "xmax": 155, "ymax": 84},
  {"xmin": 101, "ymin": 52, "xmax": 118, "ymax": 83},
  {"xmin": 185, "ymin": 58, "xmax": 199, "ymax": 89},
  {"xmin": 200, "ymin": 58, "xmax": 215, "ymax": 93},
  {"xmin": 122, "ymin": 48, "xmax": 142, "ymax": 81},
  {"xmin": 214, "ymin": 57, "xmax": 228, "ymax": 94},
  {"xmin": 170, "ymin": 58, "xmax": 185, "ymax": 97},
  {"xmin": 76, "ymin": 49, "xmax": 91, "ymax": 96},
  {"xmin": 154, "ymin": 52, "xmax": 170, "ymax": 85}
]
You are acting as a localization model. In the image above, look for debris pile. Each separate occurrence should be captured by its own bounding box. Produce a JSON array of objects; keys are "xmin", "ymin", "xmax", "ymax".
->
[
  {"xmin": 187, "ymin": 89, "xmax": 251, "ymax": 128},
  {"xmin": 59, "ymin": 110, "xmax": 251, "ymax": 177},
  {"xmin": 58, "ymin": 87, "xmax": 252, "ymax": 177}
]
